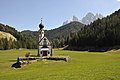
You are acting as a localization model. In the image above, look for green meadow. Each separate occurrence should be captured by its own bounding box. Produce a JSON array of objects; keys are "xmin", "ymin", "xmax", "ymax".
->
[{"xmin": 0, "ymin": 49, "xmax": 120, "ymax": 80}]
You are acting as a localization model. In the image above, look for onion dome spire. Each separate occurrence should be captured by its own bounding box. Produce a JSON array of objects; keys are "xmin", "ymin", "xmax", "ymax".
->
[{"xmin": 39, "ymin": 18, "xmax": 44, "ymax": 29}]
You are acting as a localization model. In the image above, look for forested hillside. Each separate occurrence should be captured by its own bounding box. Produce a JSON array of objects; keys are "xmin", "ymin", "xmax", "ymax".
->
[
  {"xmin": 0, "ymin": 24, "xmax": 37, "ymax": 50},
  {"xmin": 0, "ymin": 31, "xmax": 17, "ymax": 50},
  {"xmin": 46, "ymin": 21, "xmax": 84, "ymax": 48},
  {"xmin": 66, "ymin": 9, "xmax": 120, "ymax": 51},
  {"xmin": 46, "ymin": 21, "xmax": 84, "ymax": 40}
]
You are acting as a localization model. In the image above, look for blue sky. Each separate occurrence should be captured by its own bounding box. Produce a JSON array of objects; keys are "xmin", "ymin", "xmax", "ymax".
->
[{"xmin": 0, "ymin": 0, "xmax": 120, "ymax": 31}]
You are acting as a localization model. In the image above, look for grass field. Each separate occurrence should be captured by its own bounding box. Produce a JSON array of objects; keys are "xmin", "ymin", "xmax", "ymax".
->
[{"xmin": 0, "ymin": 49, "xmax": 120, "ymax": 80}]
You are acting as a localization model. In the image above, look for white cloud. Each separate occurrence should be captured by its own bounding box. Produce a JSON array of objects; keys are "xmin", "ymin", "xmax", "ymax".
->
[{"xmin": 117, "ymin": 0, "xmax": 120, "ymax": 2}]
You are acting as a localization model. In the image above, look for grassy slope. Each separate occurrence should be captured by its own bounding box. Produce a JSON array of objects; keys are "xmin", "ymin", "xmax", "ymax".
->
[
  {"xmin": 0, "ymin": 49, "xmax": 120, "ymax": 80},
  {"xmin": 0, "ymin": 31, "xmax": 17, "ymax": 41}
]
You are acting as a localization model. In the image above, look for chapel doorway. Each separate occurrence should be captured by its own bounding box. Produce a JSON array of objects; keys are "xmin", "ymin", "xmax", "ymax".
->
[{"xmin": 43, "ymin": 51, "xmax": 47, "ymax": 56}]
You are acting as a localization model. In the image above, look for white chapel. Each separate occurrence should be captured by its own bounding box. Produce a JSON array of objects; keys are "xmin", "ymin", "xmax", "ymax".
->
[{"xmin": 38, "ymin": 20, "xmax": 52, "ymax": 57}]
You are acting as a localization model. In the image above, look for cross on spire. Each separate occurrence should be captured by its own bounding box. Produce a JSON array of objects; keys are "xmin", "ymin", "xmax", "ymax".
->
[{"xmin": 41, "ymin": 18, "xmax": 42, "ymax": 24}]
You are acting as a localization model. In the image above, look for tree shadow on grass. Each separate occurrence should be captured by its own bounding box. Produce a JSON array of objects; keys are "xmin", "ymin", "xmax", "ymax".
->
[
  {"xmin": 64, "ymin": 46, "xmax": 120, "ymax": 52},
  {"xmin": 9, "ymin": 60, "xmax": 17, "ymax": 62}
]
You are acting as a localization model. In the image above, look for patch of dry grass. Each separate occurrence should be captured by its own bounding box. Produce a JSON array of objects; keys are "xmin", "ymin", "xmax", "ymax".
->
[
  {"xmin": 107, "ymin": 49, "xmax": 120, "ymax": 54},
  {"xmin": 0, "ymin": 31, "xmax": 17, "ymax": 41}
]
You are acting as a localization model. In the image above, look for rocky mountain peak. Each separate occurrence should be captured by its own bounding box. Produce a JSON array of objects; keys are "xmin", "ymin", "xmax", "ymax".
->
[
  {"xmin": 63, "ymin": 16, "xmax": 80, "ymax": 25},
  {"xmin": 82, "ymin": 12, "xmax": 103, "ymax": 25}
]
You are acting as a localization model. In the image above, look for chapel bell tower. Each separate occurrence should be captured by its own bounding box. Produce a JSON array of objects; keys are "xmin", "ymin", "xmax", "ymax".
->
[
  {"xmin": 39, "ymin": 19, "xmax": 44, "ymax": 41},
  {"xmin": 38, "ymin": 19, "xmax": 52, "ymax": 57}
]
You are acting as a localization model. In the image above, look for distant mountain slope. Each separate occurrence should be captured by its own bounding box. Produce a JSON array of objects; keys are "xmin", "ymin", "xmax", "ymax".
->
[
  {"xmin": 46, "ymin": 21, "xmax": 84, "ymax": 41},
  {"xmin": 0, "ymin": 31, "xmax": 17, "ymax": 41},
  {"xmin": 21, "ymin": 30, "xmax": 38, "ymax": 38}
]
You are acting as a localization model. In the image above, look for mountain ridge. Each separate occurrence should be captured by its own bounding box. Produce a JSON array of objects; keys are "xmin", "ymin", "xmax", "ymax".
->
[{"xmin": 62, "ymin": 12, "xmax": 103, "ymax": 25}]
